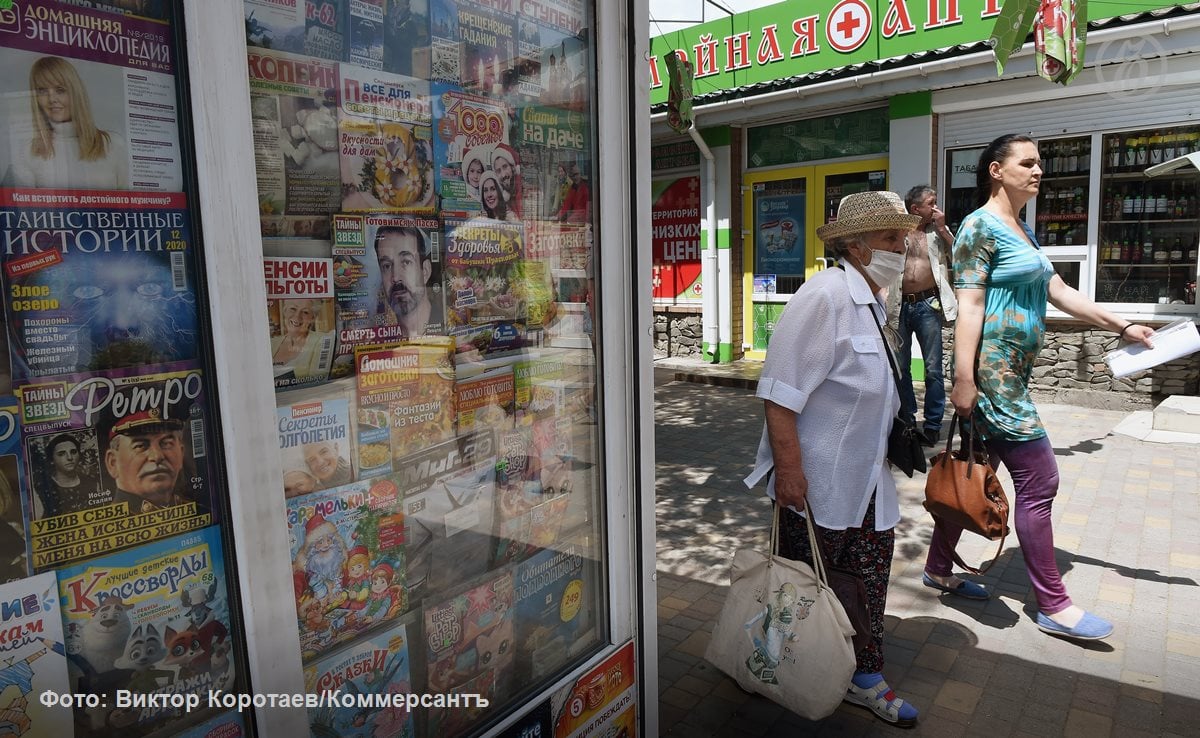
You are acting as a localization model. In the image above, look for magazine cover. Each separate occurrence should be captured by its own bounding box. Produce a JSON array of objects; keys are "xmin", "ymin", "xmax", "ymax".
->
[
  {"xmin": 18, "ymin": 361, "xmax": 215, "ymax": 571},
  {"xmin": 304, "ymin": 619, "xmax": 416, "ymax": 738},
  {"xmin": 337, "ymin": 65, "xmax": 434, "ymax": 213},
  {"xmin": 515, "ymin": 105, "xmax": 589, "ymax": 222},
  {"xmin": 514, "ymin": 540, "xmax": 590, "ymax": 682},
  {"xmin": 0, "ymin": 398, "xmax": 30, "ymax": 582},
  {"xmin": 513, "ymin": 355, "xmax": 567, "ymax": 426},
  {"xmin": 514, "ymin": 2, "xmax": 585, "ymax": 102},
  {"xmin": 443, "ymin": 212, "xmax": 525, "ymax": 329},
  {"xmin": 396, "ymin": 429, "xmax": 496, "ymax": 602},
  {"xmin": 429, "ymin": 0, "xmax": 516, "ymax": 96},
  {"xmin": 0, "ymin": 571, "xmax": 72, "ymax": 736},
  {"xmin": 287, "ymin": 477, "xmax": 407, "ymax": 661},
  {"xmin": 277, "ymin": 390, "xmax": 355, "ymax": 498},
  {"xmin": 383, "ymin": 0, "xmax": 431, "ymax": 77},
  {"xmin": 331, "ymin": 214, "xmax": 446, "ymax": 377},
  {"xmin": 431, "ymin": 87, "xmax": 513, "ymax": 214},
  {"xmin": 247, "ymin": 48, "xmax": 341, "ymax": 238},
  {"xmin": 265, "ymin": 255, "xmax": 338, "ymax": 390},
  {"xmin": 306, "ymin": 0, "xmax": 347, "ymax": 62},
  {"xmin": 174, "ymin": 711, "xmax": 249, "ymax": 738},
  {"xmin": 425, "ymin": 569, "xmax": 514, "ymax": 734},
  {"xmin": 354, "ymin": 339, "xmax": 456, "ymax": 477},
  {"xmin": 0, "ymin": 0, "xmax": 184, "ymax": 192},
  {"xmin": 346, "ymin": 0, "xmax": 385, "ymax": 70},
  {"xmin": 455, "ymin": 366, "xmax": 515, "ymax": 438},
  {"xmin": 490, "ymin": 424, "xmax": 538, "ymax": 568},
  {"xmin": 57, "ymin": 526, "xmax": 238, "ymax": 738},
  {"xmin": 245, "ymin": 0, "xmax": 306, "ymax": 53},
  {"xmin": 0, "ymin": 191, "xmax": 200, "ymax": 383}
]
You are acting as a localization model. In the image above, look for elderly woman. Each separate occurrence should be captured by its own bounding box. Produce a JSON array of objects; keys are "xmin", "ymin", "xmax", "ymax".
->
[
  {"xmin": 744, "ymin": 190, "xmax": 921, "ymax": 727},
  {"xmin": 271, "ymin": 298, "xmax": 334, "ymax": 381}
]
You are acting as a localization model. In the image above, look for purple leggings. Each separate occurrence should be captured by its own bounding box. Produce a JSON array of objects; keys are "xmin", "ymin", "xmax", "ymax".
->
[{"xmin": 924, "ymin": 435, "xmax": 1071, "ymax": 615}]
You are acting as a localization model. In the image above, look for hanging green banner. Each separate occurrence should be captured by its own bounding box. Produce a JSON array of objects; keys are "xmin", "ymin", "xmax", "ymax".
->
[{"xmin": 665, "ymin": 51, "xmax": 695, "ymax": 134}]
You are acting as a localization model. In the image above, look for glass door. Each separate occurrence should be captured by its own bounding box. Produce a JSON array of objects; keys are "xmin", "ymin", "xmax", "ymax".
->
[{"xmin": 743, "ymin": 167, "xmax": 814, "ymax": 356}]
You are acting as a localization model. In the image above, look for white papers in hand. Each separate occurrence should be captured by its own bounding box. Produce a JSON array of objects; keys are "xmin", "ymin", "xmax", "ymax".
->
[{"xmin": 1105, "ymin": 318, "xmax": 1200, "ymax": 378}]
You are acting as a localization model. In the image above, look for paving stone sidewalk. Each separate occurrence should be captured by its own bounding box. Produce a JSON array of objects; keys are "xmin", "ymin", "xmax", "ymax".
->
[{"xmin": 652, "ymin": 358, "xmax": 1200, "ymax": 737}]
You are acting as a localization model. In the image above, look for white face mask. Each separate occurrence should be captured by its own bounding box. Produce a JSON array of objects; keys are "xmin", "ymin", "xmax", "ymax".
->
[{"xmin": 857, "ymin": 248, "xmax": 905, "ymax": 287}]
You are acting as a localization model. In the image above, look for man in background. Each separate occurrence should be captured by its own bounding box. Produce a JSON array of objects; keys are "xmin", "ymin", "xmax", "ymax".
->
[{"xmin": 885, "ymin": 186, "xmax": 958, "ymax": 446}]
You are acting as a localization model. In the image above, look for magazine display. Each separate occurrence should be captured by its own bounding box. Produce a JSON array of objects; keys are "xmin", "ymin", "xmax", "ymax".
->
[
  {"xmin": 174, "ymin": 711, "xmax": 249, "ymax": 738},
  {"xmin": 287, "ymin": 477, "xmax": 407, "ymax": 661},
  {"xmin": 513, "ymin": 0, "xmax": 586, "ymax": 106},
  {"xmin": 304, "ymin": 619, "xmax": 416, "ymax": 738},
  {"xmin": 337, "ymin": 65, "xmax": 434, "ymax": 213},
  {"xmin": 306, "ymin": 0, "xmax": 348, "ymax": 62},
  {"xmin": 455, "ymin": 365, "xmax": 516, "ymax": 438},
  {"xmin": 347, "ymin": 0, "xmax": 386, "ymax": 70},
  {"xmin": 0, "ymin": 192, "xmax": 200, "ymax": 383},
  {"xmin": 265, "ymin": 255, "xmax": 338, "ymax": 390},
  {"xmin": 429, "ymin": 0, "xmax": 516, "ymax": 97},
  {"xmin": 354, "ymin": 339, "xmax": 456, "ymax": 476},
  {"xmin": 248, "ymin": 48, "xmax": 341, "ymax": 238},
  {"xmin": 397, "ymin": 430, "xmax": 497, "ymax": 603},
  {"xmin": 0, "ymin": 571, "xmax": 72, "ymax": 736},
  {"xmin": 57, "ymin": 526, "xmax": 237, "ymax": 738},
  {"xmin": 431, "ymin": 89, "xmax": 513, "ymax": 213},
  {"xmin": 331, "ymin": 214, "xmax": 447, "ymax": 377},
  {"xmin": 277, "ymin": 391, "xmax": 355, "ymax": 498},
  {"xmin": 424, "ymin": 569, "xmax": 514, "ymax": 735},
  {"xmin": 514, "ymin": 539, "xmax": 590, "ymax": 682},
  {"xmin": 244, "ymin": 0, "xmax": 306, "ymax": 54},
  {"xmin": 18, "ymin": 361, "xmax": 215, "ymax": 571},
  {"xmin": 443, "ymin": 213, "xmax": 526, "ymax": 330},
  {"xmin": 383, "ymin": 0, "xmax": 431, "ymax": 77},
  {"xmin": 0, "ymin": 397, "xmax": 30, "ymax": 582},
  {"xmin": 0, "ymin": 0, "xmax": 184, "ymax": 192}
]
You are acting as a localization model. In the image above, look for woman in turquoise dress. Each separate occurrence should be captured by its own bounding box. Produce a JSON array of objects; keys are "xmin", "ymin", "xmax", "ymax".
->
[{"xmin": 922, "ymin": 134, "xmax": 1155, "ymax": 641}]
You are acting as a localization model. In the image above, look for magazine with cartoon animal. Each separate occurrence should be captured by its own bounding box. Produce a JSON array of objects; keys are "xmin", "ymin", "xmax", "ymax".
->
[
  {"xmin": 396, "ymin": 429, "xmax": 497, "ymax": 603},
  {"xmin": 303, "ymin": 618, "xmax": 416, "ymax": 738},
  {"xmin": 424, "ymin": 569, "xmax": 514, "ymax": 735},
  {"xmin": 0, "ymin": 398, "xmax": 30, "ymax": 583},
  {"xmin": 0, "ymin": 192, "xmax": 200, "ymax": 384},
  {"xmin": 56, "ymin": 526, "xmax": 237, "ymax": 738},
  {"xmin": 0, "ymin": 571, "xmax": 72, "ymax": 736},
  {"xmin": 18, "ymin": 361, "xmax": 217, "ymax": 572},
  {"xmin": 287, "ymin": 476, "xmax": 407, "ymax": 661},
  {"xmin": 337, "ymin": 64, "xmax": 433, "ymax": 213}
]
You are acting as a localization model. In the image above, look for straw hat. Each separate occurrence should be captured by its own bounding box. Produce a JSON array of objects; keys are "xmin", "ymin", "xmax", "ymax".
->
[{"xmin": 815, "ymin": 191, "xmax": 921, "ymax": 242}]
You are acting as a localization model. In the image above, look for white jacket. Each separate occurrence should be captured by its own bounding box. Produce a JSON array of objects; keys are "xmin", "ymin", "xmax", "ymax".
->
[{"xmin": 744, "ymin": 263, "xmax": 900, "ymax": 531}]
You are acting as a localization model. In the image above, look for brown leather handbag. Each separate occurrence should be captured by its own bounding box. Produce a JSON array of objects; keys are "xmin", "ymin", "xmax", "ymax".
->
[{"xmin": 923, "ymin": 414, "xmax": 1010, "ymax": 574}]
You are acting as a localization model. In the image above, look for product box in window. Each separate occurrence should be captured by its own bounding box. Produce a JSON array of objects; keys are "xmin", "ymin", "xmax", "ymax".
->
[
  {"xmin": 396, "ymin": 429, "xmax": 498, "ymax": 603},
  {"xmin": 287, "ymin": 474, "xmax": 408, "ymax": 661},
  {"xmin": 276, "ymin": 386, "xmax": 357, "ymax": 499},
  {"xmin": 57, "ymin": 526, "xmax": 237, "ymax": 738},
  {"xmin": 16, "ymin": 360, "xmax": 216, "ymax": 572},
  {"xmin": 0, "ymin": 571, "xmax": 71, "ymax": 736},
  {"xmin": 303, "ymin": 616, "xmax": 417, "ymax": 738},
  {"xmin": 424, "ymin": 568, "xmax": 515, "ymax": 735},
  {"xmin": 331, "ymin": 213, "xmax": 447, "ymax": 378},
  {"xmin": 0, "ymin": 397, "xmax": 31, "ymax": 582},
  {"xmin": 0, "ymin": 192, "xmax": 200, "ymax": 385}
]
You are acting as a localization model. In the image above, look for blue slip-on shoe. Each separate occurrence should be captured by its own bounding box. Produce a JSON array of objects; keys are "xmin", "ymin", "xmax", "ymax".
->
[
  {"xmin": 922, "ymin": 573, "xmax": 990, "ymax": 600},
  {"xmin": 1036, "ymin": 611, "xmax": 1113, "ymax": 641}
]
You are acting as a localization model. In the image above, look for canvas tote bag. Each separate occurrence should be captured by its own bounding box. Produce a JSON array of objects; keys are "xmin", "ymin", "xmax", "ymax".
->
[{"xmin": 704, "ymin": 504, "xmax": 856, "ymax": 720}]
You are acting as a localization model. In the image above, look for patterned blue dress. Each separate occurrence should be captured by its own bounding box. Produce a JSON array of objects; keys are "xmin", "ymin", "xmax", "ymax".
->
[{"xmin": 953, "ymin": 209, "xmax": 1055, "ymax": 441}]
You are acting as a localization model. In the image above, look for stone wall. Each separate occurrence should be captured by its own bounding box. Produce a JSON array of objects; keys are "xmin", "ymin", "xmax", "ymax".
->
[
  {"xmin": 938, "ymin": 324, "xmax": 1200, "ymax": 410},
  {"xmin": 654, "ymin": 308, "xmax": 703, "ymax": 358}
]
